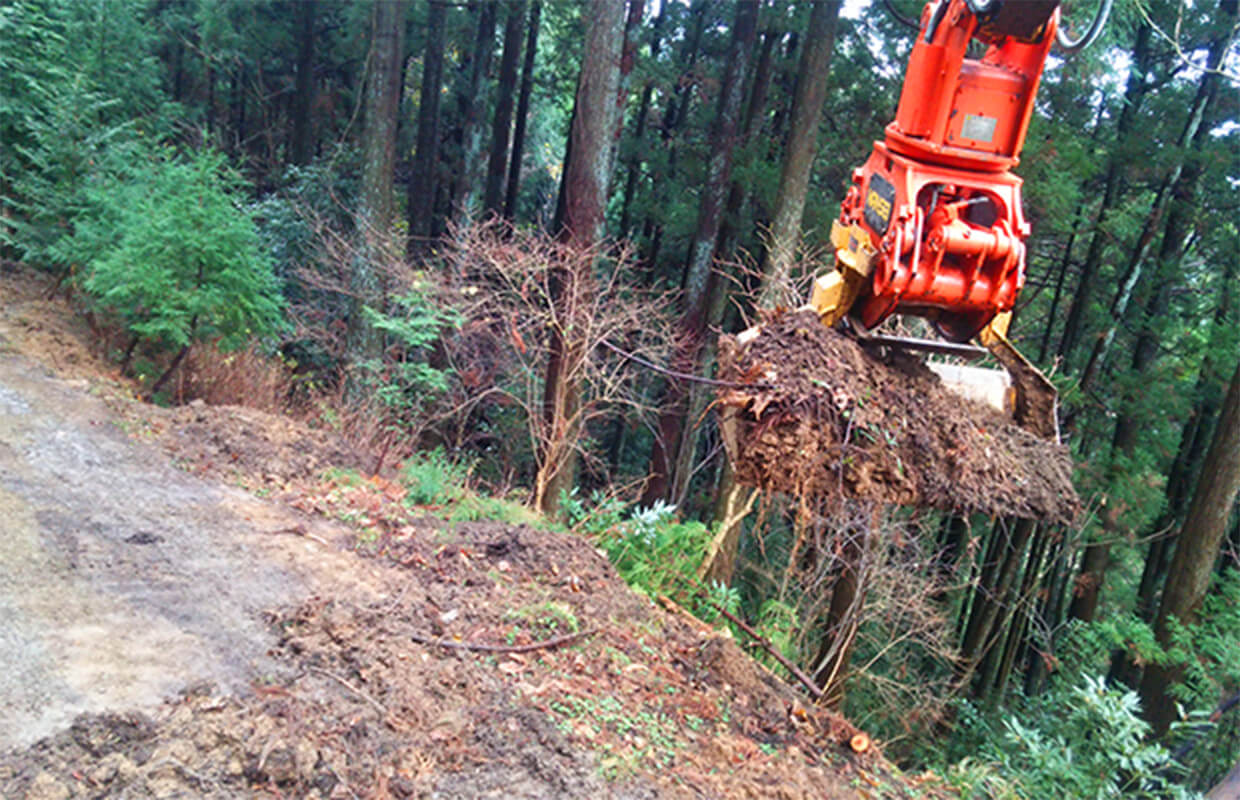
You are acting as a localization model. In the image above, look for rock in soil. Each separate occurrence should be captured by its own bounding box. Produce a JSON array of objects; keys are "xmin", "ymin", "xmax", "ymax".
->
[{"xmin": 716, "ymin": 311, "xmax": 1078, "ymax": 524}]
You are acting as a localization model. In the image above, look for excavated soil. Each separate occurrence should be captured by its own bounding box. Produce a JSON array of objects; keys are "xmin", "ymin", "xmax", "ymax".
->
[
  {"xmin": 0, "ymin": 515, "xmax": 916, "ymax": 800},
  {"xmin": 0, "ymin": 267, "xmax": 955, "ymax": 799},
  {"xmin": 717, "ymin": 311, "xmax": 1078, "ymax": 525}
]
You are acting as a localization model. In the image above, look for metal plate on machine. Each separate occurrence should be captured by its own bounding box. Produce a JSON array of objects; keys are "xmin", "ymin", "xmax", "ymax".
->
[
  {"xmin": 961, "ymin": 113, "xmax": 998, "ymax": 143},
  {"xmin": 864, "ymin": 173, "xmax": 896, "ymax": 235}
]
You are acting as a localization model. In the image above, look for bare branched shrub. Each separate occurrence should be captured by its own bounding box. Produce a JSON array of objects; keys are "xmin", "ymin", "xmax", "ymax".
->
[
  {"xmin": 177, "ymin": 341, "xmax": 297, "ymax": 413},
  {"xmin": 737, "ymin": 496, "xmax": 958, "ymax": 748},
  {"xmin": 270, "ymin": 192, "xmax": 439, "ymax": 470},
  {"xmin": 438, "ymin": 220, "xmax": 674, "ymax": 506}
]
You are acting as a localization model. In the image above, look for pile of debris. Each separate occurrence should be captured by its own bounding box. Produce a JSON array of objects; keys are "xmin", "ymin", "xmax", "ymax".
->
[{"xmin": 716, "ymin": 311, "xmax": 1078, "ymax": 525}]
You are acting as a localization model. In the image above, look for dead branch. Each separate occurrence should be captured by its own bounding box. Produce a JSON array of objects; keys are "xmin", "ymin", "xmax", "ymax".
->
[
  {"xmin": 266, "ymin": 524, "xmax": 330, "ymax": 547},
  {"xmin": 306, "ymin": 667, "xmax": 388, "ymax": 717},
  {"xmin": 409, "ymin": 628, "xmax": 597, "ymax": 654},
  {"xmin": 709, "ymin": 603, "xmax": 824, "ymax": 701}
]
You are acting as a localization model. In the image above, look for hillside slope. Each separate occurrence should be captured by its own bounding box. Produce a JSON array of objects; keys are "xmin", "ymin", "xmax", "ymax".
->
[{"xmin": 0, "ymin": 267, "xmax": 950, "ymax": 799}]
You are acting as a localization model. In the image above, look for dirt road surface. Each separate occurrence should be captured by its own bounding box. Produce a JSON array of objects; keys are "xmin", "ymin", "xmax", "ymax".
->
[{"xmin": 0, "ymin": 352, "xmax": 386, "ymax": 749}]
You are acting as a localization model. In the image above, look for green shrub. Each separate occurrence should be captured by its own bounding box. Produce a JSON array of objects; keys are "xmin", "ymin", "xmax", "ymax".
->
[
  {"xmin": 945, "ymin": 675, "xmax": 1200, "ymax": 799},
  {"xmin": 356, "ymin": 286, "xmax": 460, "ymax": 420},
  {"xmin": 399, "ymin": 449, "xmax": 540, "ymax": 526},
  {"xmin": 401, "ymin": 449, "xmax": 473, "ymax": 507},
  {"xmin": 575, "ymin": 495, "xmax": 712, "ymax": 608},
  {"xmin": 82, "ymin": 148, "xmax": 285, "ymax": 359}
]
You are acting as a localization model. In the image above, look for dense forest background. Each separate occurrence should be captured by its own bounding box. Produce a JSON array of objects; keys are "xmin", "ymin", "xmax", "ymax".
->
[{"xmin": 2, "ymin": 0, "xmax": 1238, "ymax": 795}]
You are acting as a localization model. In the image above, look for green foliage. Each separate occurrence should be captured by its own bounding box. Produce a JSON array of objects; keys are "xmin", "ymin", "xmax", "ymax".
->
[
  {"xmin": 9, "ymin": 78, "xmax": 130, "ymax": 272},
  {"xmin": 401, "ymin": 448, "xmax": 473, "ymax": 507},
  {"xmin": 81, "ymin": 148, "xmax": 285, "ymax": 353},
  {"xmin": 569, "ymin": 492, "xmax": 711, "ymax": 608},
  {"xmin": 946, "ymin": 675, "xmax": 1199, "ymax": 800},
  {"xmin": 356, "ymin": 287, "xmax": 460, "ymax": 420},
  {"xmin": 1160, "ymin": 570, "xmax": 1240, "ymax": 789},
  {"xmin": 1164, "ymin": 571, "xmax": 1240, "ymax": 709},
  {"xmin": 398, "ymin": 448, "xmax": 541, "ymax": 526},
  {"xmin": 0, "ymin": 0, "xmax": 66, "ymax": 184}
]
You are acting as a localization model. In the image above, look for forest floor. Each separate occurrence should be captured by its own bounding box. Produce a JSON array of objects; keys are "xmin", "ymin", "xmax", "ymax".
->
[{"xmin": 0, "ymin": 266, "xmax": 955, "ymax": 800}]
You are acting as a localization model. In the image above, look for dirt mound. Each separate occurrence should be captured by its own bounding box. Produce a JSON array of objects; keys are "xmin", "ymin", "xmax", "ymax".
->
[
  {"xmin": 0, "ymin": 266, "xmax": 109, "ymax": 381},
  {"xmin": 717, "ymin": 311, "xmax": 1078, "ymax": 524},
  {"xmin": 154, "ymin": 401, "xmax": 368, "ymax": 489},
  {"xmin": 0, "ymin": 520, "xmax": 940, "ymax": 799}
]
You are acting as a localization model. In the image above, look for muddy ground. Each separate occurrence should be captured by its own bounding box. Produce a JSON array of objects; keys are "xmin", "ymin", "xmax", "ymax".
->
[
  {"xmin": 0, "ymin": 270, "xmax": 954, "ymax": 798},
  {"xmin": 717, "ymin": 311, "xmax": 1078, "ymax": 524}
]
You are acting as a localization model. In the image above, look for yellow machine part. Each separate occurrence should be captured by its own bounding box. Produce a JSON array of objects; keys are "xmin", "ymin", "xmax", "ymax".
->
[{"xmin": 810, "ymin": 221, "xmax": 876, "ymax": 326}]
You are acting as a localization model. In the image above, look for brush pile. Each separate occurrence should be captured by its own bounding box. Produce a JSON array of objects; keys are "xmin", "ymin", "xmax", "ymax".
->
[{"xmin": 716, "ymin": 311, "xmax": 1078, "ymax": 524}]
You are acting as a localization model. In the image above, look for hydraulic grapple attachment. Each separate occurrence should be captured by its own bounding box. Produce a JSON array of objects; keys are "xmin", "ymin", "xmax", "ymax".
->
[{"xmin": 810, "ymin": 0, "xmax": 1064, "ymax": 440}]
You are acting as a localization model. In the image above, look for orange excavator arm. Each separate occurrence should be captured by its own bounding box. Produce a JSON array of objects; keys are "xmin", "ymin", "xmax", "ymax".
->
[
  {"xmin": 807, "ymin": 0, "xmax": 1116, "ymax": 441},
  {"xmin": 814, "ymin": 0, "xmax": 1061, "ymax": 342}
]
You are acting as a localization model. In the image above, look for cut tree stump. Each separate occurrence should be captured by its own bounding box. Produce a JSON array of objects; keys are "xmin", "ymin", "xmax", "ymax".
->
[{"xmin": 716, "ymin": 311, "xmax": 1078, "ymax": 525}]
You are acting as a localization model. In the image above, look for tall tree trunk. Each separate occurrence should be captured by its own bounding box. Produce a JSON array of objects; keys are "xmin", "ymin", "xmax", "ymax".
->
[
  {"xmin": 536, "ymin": 0, "xmax": 627, "ymax": 513},
  {"xmin": 1113, "ymin": 218, "xmax": 1237, "ymax": 686},
  {"xmin": 956, "ymin": 518, "xmax": 1037, "ymax": 691},
  {"xmin": 642, "ymin": 0, "xmax": 758, "ymax": 506},
  {"xmin": 1056, "ymin": 22, "xmax": 1152, "ymax": 366},
  {"xmin": 985, "ymin": 525, "xmax": 1049, "ymax": 704},
  {"xmin": 756, "ymin": 0, "xmax": 840, "ymax": 308},
  {"xmin": 1081, "ymin": 5, "xmax": 1235, "ymax": 399},
  {"xmin": 812, "ymin": 506, "xmax": 879, "ymax": 708},
  {"xmin": 483, "ymin": 1, "xmax": 526, "ymax": 216},
  {"xmin": 503, "ymin": 0, "xmax": 542, "ymax": 221},
  {"xmin": 290, "ymin": 0, "xmax": 317, "ymax": 165},
  {"xmin": 617, "ymin": 1, "xmax": 665, "ymax": 239},
  {"xmin": 1140, "ymin": 358, "xmax": 1240, "ymax": 735},
  {"xmin": 450, "ymin": 1, "xmax": 498, "ymax": 227},
  {"xmin": 700, "ymin": 27, "xmax": 781, "ymax": 586},
  {"xmin": 1067, "ymin": 539, "xmax": 1110, "ymax": 622},
  {"xmin": 408, "ymin": 0, "xmax": 447, "ymax": 254},
  {"xmin": 1024, "ymin": 528, "xmax": 1068, "ymax": 696},
  {"xmin": 638, "ymin": 1, "xmax": 707, "ymax": 274},
  {"xmin": 1070, "ymin": 7, "xmax": 1235, "ymax": 628},
  {"xmin": 351, "ymin": 0, "xmax": 407, "ymax": 358}
]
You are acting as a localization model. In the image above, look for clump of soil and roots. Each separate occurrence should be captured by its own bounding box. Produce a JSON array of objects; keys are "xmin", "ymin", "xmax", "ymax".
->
[{"xmin": 717, "ymin": 311, "xmax": 1078, "ymax": 525}]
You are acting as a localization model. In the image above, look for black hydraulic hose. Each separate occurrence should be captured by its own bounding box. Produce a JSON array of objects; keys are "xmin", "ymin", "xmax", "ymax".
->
[
  {"xmin": 1056, "ymin": 0, "xmax": 1112, "ymax": 53},
  {"xmin": 924, "ymin": 0, "xmax": 949, "ymax": 42},
  {"xmin": 882, "ymin": 0, "xmax": 920, "ymax": 31}
]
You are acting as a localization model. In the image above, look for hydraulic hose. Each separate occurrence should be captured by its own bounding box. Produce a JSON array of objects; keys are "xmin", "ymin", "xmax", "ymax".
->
[
  {"xmin": 1055, "ymin": 0, "xmax": 1112, "ymax": 53},
  {"xmin": 882, "ymin": 0, "xmax": 920, "ymax": 31}
]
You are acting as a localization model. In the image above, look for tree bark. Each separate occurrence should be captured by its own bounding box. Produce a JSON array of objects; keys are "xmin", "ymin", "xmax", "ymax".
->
[
  {"xmin": 536, "ymin": 0, "xmax": 626, "ymax": 513},
  {"xmin": 352, "ymin": 0, "xmax": 407, "ymax": 358},
  {"xmin": 290, "ymin": 0, "xmax": 317, "ymax": 166},
  {"xmin": 503, "ymin": 1, "xmax": 541, "ymax": 221},
  {"xmin": 756, "ymin": 0, "xmax": 840, "ymax": 309},
  {"xmin": 483, "ymin": 1, "xmax": 526, "ymax": 217},
  {"xmin": 408, "ymin": 0, "xmax": 447, "ymax": 254},
  {"xmin": 641, "ymin": 0, "xmax": 758, "ymax": 506},
  {"xmin": 1140, "ymin": 358, "xmax": 1240, "ymax": 736}
]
